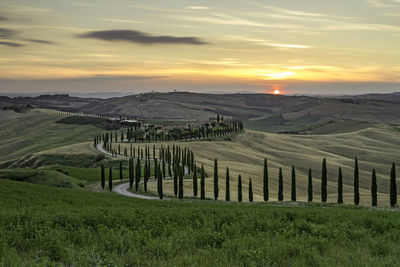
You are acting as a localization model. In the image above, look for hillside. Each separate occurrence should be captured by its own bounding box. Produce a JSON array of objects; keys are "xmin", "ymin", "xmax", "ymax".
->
[
  {"xmin": 116, "ymin": 127, "xmax": 400, "ymax": 206},
  {"xmin": 3, "ymin": 92, "xmax": 400, "ymax": 134}
]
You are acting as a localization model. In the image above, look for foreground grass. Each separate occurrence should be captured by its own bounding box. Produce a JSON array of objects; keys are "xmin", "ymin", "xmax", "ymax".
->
[{"xmin": 1, "ymin": 179, "xmax": 400, "ymax": 266}]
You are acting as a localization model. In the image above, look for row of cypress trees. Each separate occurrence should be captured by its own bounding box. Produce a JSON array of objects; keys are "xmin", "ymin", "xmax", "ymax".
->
[{"xmin": 101, "ymin": 144, "xmax": 397, "ymax": 206}]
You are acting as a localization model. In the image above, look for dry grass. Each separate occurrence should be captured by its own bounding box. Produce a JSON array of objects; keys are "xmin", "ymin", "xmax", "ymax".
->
[{"xmin": 114, "ymin": 127, "xmax": 400, "ymax": 206}]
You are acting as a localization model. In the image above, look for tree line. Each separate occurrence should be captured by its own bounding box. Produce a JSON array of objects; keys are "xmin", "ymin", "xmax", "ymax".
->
[
  {"xmin": 101, "ymin": 151, "xmax": 397, "ymax": 207},
  {"xmin": 94, "ymin": 117, "xmax": 244, "ymax": 146}
]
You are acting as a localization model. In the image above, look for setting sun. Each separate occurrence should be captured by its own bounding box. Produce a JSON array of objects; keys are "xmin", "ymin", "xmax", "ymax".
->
[{"xmin": 274, "ymin": 89, "xmax": 280, "ymax": 95}]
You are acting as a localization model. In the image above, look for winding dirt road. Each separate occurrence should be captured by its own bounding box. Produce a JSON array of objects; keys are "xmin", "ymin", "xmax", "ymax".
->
[{"xmin": 96, "ymin": 142, "xmax": 185, "ymax": 200}]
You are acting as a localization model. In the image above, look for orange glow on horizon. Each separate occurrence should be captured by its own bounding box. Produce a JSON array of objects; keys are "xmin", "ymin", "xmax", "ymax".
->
[{"xmin": 273, "ymin": 89, "xmax": 280, "ymax": 95}]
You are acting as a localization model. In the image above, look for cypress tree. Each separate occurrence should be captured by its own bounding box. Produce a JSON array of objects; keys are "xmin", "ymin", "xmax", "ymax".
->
[
  {"xmin": 193, "ymin": 164, "xmax": 198, "ymax": 198},
  {"xmin": 291, "ymin": 165, "xmax": 296, "ymax": 202},
  {"xmin": 129, "ymin": 158, "xmax": 134, "ymax": 189},
  {"xmin": 158, "ymin": 165, "xmax": 163, "ymax": 199},
  {"xmin": 263, "ymin": 158, "xmax": 269, "ymax": 201},
  {"xmin": 101, "ymin": 164, "xmax": 105, "ymax": 189},
  {"xmin": 135, "ymin": 158, "xmax": 141, "ymax": 192},
  {"xmin": 119, "ymin": 161, "xmax": 123, "ymax": 181},
  {"xmin": 308, "ymin": 168, "xmax": 313, "ymax": 202},
  {"xmin": 200, "ymin": 165, "xmax": 205, "ymax": 200},
  {"xmin": 278, "ymin": 168, "xmax": 283, "ymax": 201},
  {"xmin": 226, "ymin": 167, "xmax": 230, "ymax": 201},
  {"xmin": 173, "ymin": 165, "xmax": 178, "ymax": 197},
  {"xmin": 238, "ymin": 175, "xmax": 242, "ymax": 202},
  {"xmin": 371, "ymin": 168, "xmax": 377, "ymax": 207},
  {"xmin": 108, "ymin": 166, "xmax": 113, "ymax": 192},
  {"xmin": 338, "ymin": 167, "xmax": 343, "ymax": 204},
  {"xmin": 249, "ymin": 178, "xmax": 253, "ymax": 202},
  {"xmin": 390, "ymin": 163, "xmax": 397, "ymax": 207},
  {"xmin": 354, "ymin": 156, "xmax": 360, "ymax": 205},
  {"xmin": 144, "ymin": 161, "xmax": 148, "ymax": 192},
  {"xmin": 321, "ymin": 158, "xmax": 327, "ymax": 203},
  {"xmin": 179, "ymin": 166, "xmax": 184, "ymax": 199},
  {"xmin": 214, "ymin": 158, "xmax": 219, "ymax": 200}
]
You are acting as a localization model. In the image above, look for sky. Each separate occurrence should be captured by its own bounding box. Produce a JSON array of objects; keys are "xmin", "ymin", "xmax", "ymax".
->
[{"xmin": 0, "ymin": 0, "xmax": 399, "ymax": 95}]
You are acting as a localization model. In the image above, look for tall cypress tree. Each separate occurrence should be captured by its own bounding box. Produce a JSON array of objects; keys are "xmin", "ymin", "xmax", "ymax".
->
[
  {"xmin": 193, "ymin": 164, "xmax": 198, "ymax": 198},
  {"xmin": 158, "ymin": 165, "xmax": 163, "ymax": 199},
  {"xmin": 371, "ymin": 168, "xmax": 377, "ymax": 207},
  {"xmin": 338, "ymin": 167, "xmax": 343, "ymax": 204},
  {"xmin": 173, "ymin": 165, "xmax": 178, "ymax": 197},
  {"xmin": 101, "ymin": 164, "xmax": 105, "ymax": 189},
  {"xmin": 321, "ymin": 158, "xmax": 327, "ymax": 203},
  {"xmin": 135, "ymin": 158, "xmax": 141, "ymax": 192},
  {"xmin": 214, "ymin": 158, "xmax": 219, "ymax": 200},
  {"xmin": 263, "ymin": 158, "xmax": 269, "ymax": 201},
  {"xmin": 278, "ymin": 168, "xmax": 283, "ymax": 201},
  {"xmin": 238, "ymin": 175, "xmax": 242, "ymax": 202},
  {"xmin": 200, "ymin": 165, "xmax": 205, "ymax": 200},
  {"xmin": 354, "ymin": 156, "xmax": 360, "ymax": 205},
  {"xmin": 108, "ymin": 166, "xmax": 113, "ymax": 192},
  {"xmin": 179, "ymin": 166, "xmax": 184, "ymax": 199},
  {"xmin": 226, "ymin": 167, "xmax": 230, "ymax": 201},
  {"xmin": 390, "ymin": 163, "xmax": 397, "ymax": 207},
  {"xmin": 119, "ymin": 161, "xmax": 123, "ymax": 181},
  {"xmin": 144, "ymin": 161, "xmax": 148, "ymax": 192},
  {"xmin": 308, "ymin": 168, "xmax": 313, "ymax": 202},
  {"xmin": 291, "ymin": 165, "xmax": 296, "ymax": 202},
  {"xmin": 249, "ymin": 178, "xmax": 253, "ymax": 202}
]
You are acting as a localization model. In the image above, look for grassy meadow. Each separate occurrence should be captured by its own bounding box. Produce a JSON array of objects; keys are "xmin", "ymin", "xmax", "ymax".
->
[{"xmin": 2, "ymin": 178, "xmax": 400, "ymax": 266}]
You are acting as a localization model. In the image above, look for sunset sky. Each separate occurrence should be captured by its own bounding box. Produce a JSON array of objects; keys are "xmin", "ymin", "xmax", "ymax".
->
[{"xmin": 0, "ymin": 0, "xmax": 399, "ymax": 94}]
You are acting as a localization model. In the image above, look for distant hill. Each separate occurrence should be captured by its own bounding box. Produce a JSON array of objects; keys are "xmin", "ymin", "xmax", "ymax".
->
[{"xmin": 3, "ymin": 92, "xmax": 400, "ymax": 133}]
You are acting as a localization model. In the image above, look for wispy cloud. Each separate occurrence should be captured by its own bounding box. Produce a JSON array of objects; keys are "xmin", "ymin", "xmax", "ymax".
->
[
  {"xmin": 186, "ymin": 6, "xmax": 210, "ymax": 10},
  {"xmin": 175, "ymin": 13, "xmax": 302, "ymax": 29},
  {"xmin": 367, "ymin": 0, "xmax": 400, "ymax": 8},
  {"xmin": 0, "ymin": 27, "xmax": 17, "ymax": 38},
  {"xmin": 265, "ymin": 43, "xmax": 311, "ymax": 49},
  {"xmin": 78, "ymin": 30, "xmax": 209, "ymax": 45},
  {"xmin": 102, "ymin": 18, "xmax": 144, "ymax": 24},
  {"xmin": 0, "ymin": 41, "xmax": 23, "ymax": 47},
  {"xmin": 25, "ymin": 39, "xmax": 56, "ymax": 45}
]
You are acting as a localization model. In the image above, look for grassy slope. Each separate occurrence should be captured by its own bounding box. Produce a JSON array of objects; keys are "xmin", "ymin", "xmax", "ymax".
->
[
  {"xmin": 1, "ymin": 179, "xmax": 400, "ymax": 266},
  {"xmin": 117, "ymin": 128, "xmax": 400, "ymax": 206},
  {"xmin": 0, "ymin": 169, "xmax": 84, "ymax": 189},
  {"xmin": 0, "ymin": 109, "xmax": 102, "ymax": 163}
]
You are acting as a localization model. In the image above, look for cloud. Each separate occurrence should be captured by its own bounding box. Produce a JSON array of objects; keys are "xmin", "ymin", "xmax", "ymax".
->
[
  {"xmin": 367, "ymin": 0, "xmax": 400, "ymax": 8},
  {"xmin": 0, "ymin": 27, "xmax": 17, "ymax": 38},
  {"xmin": 25, "ymin": 39, "xmax": 56, "ymax": 45},
  {"xmin": 186, "ymin": 6, "xmax": 210, "ymax": 10},
  {"xmin": 0, "ymin": 41, "xmax": 23, "ymax": 47},
  {"xmin": 0, "ymin": 16, "xmax": 8, "ymax": 21},
  {"xmin": 78, "ymin": 29, "xmax": 208, "ymax": 45},
  {"xmin": 175, "ymin": 13, "xmax": 302, "ymax": 29}
]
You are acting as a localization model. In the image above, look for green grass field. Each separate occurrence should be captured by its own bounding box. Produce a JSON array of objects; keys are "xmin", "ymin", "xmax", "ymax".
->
[{"xmin": 2, "ymin": 178, "xmax": 400, "ymax": 266}]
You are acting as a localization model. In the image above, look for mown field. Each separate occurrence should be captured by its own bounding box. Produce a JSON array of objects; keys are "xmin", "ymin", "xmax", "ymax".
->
[
  {"xmin": 116, "ymin": 127, "xmax": 400, "ymax": 206},
  {"xmin": 2, "ymin": 178, "xmax": 400, "ymax": 266},
  {"xmin": 0, "ymin": 109, "xmax": 102, "ymax": 163}
]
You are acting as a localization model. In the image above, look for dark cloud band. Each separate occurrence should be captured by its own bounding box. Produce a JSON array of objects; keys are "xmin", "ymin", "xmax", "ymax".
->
[
  {"xmin": 0, "ymin": 27, "xmax": 17, "ymax": 38},
  {"xmin": 78, "ymin": 29, "xmax": 208, "ymax": 45},
  {"xmin": 0, "ymin": 41, "xmax": 23, "ymax": 47},
  {"xmin": 25, "ymin": 39, "xmax": 56, "ymax": 45}
]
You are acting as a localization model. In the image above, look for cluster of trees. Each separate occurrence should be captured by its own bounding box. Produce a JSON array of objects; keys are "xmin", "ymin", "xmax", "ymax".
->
[
  {"xmin": 100, "ymin": 144, "xmax": 197, "ymax": 200},
  {"xmin": 94, "ymin": 117, "xmax": 244, "ymax": 146}
]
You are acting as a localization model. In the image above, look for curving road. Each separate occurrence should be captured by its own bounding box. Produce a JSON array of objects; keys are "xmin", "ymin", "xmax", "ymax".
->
[{"xmin": 96, "ymin": 142, "xmax": 186, "ymax": 200}]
